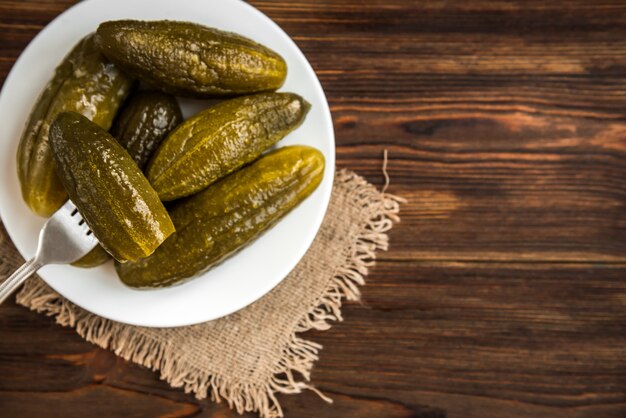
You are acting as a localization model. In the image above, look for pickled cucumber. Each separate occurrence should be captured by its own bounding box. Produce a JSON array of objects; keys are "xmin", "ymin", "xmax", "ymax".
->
[
  {"xmin": 50, "ymin": 112, "xmax": 175, "ymax": 262},
  {"xmin": 147, "ymin": 92, "xmax": 310, "ymax": 201},
  {"xmin": 72, "ymin": 91, "xmax": 182, "ymax": 268},
  {"xmin": 71, "ymin": 246, "xmax": 111, "ymax": 268},
  {"xmin": 95, "ymin": 20, "xmax": 287, "ymax": 98},
  {"xmin": 115, "ymin": 145, "xmax": 324, "ymax": 287},
  {"xmin": 17, "ymin": 34, "xmax": 133, "ymax": 217},
  {"xmin": 111, "ymin": 91, "xmax": 183, "ymax": 170}
]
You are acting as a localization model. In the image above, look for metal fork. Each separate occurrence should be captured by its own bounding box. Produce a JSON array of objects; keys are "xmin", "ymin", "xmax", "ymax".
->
[{"xmin": 0, "ymin": 200, "xmax": 99, "ymax": 305}]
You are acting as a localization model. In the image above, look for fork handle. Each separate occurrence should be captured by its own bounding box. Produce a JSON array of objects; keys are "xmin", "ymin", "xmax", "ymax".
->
[{"xmin": 0, "ymin": 258, "xmax": 43, "ymax": 305}]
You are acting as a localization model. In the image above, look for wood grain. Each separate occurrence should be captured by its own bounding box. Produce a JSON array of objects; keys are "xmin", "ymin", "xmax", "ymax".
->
[{"xmin": 2, "ymin": 0, "xmax": 626, "ymax": 417}]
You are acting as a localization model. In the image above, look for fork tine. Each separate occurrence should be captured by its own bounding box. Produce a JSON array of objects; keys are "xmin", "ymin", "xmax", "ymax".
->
[
  {"xmin": 34, "ymin": 200, "xmax": 99, "ymax": 265},
  {"xmin": 0, "ymin": 200, "xmax": 101, "ymax": 306}
]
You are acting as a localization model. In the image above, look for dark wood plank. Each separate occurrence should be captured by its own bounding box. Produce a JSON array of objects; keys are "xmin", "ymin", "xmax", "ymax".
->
[
  {"xmin": 340, "ymin": 112, "xmax": 626, "ymax": 262},
  {"xmin": 2, "ymin": 0, "xmax": 626, "ymax": 417},
  {"xmin": 0, "ymin": 385, "xmax": 199, "ymax": 418}
]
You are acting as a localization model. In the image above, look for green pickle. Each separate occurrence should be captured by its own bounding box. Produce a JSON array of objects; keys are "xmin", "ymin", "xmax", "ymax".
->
[
  {"xmin": 72, "ymin": 91, "xmax": 182, "ymax": 268},
  {"xmin": 111, "ymin": 91, "xmax": 183, "ymax": 170},
  {"xmin": 17, "ymin": 34, "xmax": 133, "ymax": 217},
  {"xmin": 115, "ymin": 145, "xmax": 325, "ymax": 288},
  {"xmin": 147, "ymin": 92, "xmax": 311, "ymax": 201},
  {"xmin": 95, "ymin": 20, "xmax": 287, "ymax": 98},
  {"xmin": 50, "ymin": 112, "xmax": 175, "ymax": 263},
  {"xmin": 71, "ymin": 246, "xmax": 111, "ymax": 268}
]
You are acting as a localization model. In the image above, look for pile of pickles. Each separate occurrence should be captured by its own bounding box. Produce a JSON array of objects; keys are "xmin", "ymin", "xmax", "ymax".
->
[{"xmin": 17, "ymin": 20, "xmax": 325, "ymax": 288}]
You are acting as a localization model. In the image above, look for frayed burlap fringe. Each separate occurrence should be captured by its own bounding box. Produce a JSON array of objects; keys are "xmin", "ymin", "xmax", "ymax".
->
[{"xmin": 12, "ymin": 169, "xmax": 403, "ymax": 418}]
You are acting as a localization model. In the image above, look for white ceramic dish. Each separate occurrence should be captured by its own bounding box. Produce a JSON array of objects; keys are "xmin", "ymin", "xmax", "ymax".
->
[{"xmin": 0, "ymin": 0, "xmax": 334, "ymax": 327}]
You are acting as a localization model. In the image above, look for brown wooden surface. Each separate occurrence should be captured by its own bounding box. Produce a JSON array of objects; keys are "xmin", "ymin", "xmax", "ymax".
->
[{"xmin": 2, "ymin": 1, "xmax": 626, "ymax": 417}]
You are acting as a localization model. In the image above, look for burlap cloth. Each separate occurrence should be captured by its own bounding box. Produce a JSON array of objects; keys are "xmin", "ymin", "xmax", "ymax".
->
[{"xmin": 0, "ymin": 169, "xmax": 402, "ymax": 418}]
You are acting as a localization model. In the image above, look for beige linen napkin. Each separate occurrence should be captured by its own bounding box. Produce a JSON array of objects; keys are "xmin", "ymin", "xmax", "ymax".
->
[{"xmin": 0, "ymin": 169, "xmax": 402, "ymax": 418}]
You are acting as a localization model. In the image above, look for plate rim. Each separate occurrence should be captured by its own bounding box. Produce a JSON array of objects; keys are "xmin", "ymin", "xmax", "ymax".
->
[{"xmin": 0, "ymin": 0, "xmax": 335, "ymax": 327}]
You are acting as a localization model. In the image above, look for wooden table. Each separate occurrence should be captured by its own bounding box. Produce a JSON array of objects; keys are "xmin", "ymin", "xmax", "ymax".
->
[{"xmin": 2, "ymin": 1, "xmax": 626, "ymax": 417}]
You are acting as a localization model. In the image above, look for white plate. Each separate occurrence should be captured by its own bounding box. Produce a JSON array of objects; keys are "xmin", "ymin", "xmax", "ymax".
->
[{"xmin": 0, "ymin": 0, "xmax": 334, "ymax": 327}]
